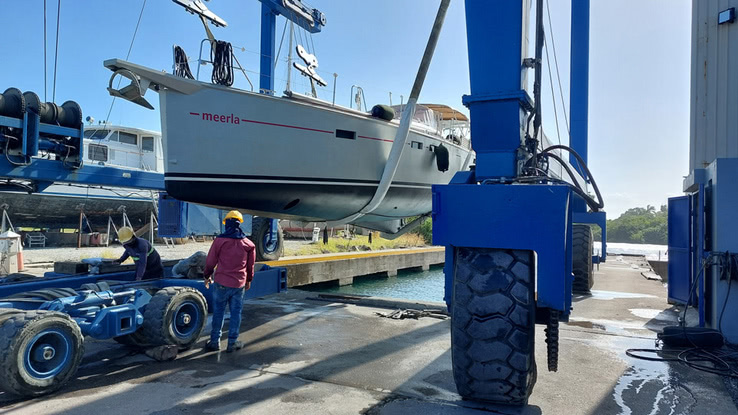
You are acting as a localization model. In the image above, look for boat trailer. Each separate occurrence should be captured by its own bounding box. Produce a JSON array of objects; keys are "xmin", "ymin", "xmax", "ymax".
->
[
  {"xmin": 0, "ymin": 261, "xmax": 286, "ymax": 397},
  {"xmin": 0, "ymin": 88, "xmax": 288, "ymax": 397}
]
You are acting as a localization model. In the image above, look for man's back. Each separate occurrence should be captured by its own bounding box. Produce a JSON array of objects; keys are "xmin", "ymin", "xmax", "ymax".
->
[{"xmin": 205, "ymin": 237, "xmax": 256, "ymax": 288}]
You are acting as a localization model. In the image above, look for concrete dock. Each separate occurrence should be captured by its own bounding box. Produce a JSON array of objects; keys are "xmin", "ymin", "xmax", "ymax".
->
[
  {"xmin": 1, "ymin": 256, "xmax": 736, "ymax": 414},
  {"xmin": 263, "ymin": 247, "xmax": 445, "ymax": 287}
]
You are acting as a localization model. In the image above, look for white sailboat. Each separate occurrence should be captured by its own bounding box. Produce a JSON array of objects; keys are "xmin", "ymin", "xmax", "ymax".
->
[{"xmin": 105, "ymin": 0, "xmax": 473, "ymax": 235}]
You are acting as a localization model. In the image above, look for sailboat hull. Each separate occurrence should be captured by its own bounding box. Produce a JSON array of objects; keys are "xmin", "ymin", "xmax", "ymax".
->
[{"xmin": 159, "ymin": 83, "xmax": 471, "ymax": 231}]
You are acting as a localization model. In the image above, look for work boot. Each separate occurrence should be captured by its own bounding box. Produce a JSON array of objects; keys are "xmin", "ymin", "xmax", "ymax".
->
[
  {"xmin": 226, "ymin": 341, "xmax": 243, "ymax": 353},
  {"xmin": 204, "ymin": 341, "xmax": 220, "ymax": 352}
]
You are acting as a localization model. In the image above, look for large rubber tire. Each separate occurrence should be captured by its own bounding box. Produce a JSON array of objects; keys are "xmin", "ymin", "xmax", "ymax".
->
[
  {"xmin": 0, "ymin": 310, "xmax": 84, "ymax": 397},
  {"xmin": 250, "ymin": 217, "xmax": 284, "ymax": 261},
  {"xmin": 572, "ymin": 224, "xmax": 594, "ymax": 294},
  {"xmin": 451, "ymin": 248, "xmax": 537, "ymax": 405},
  {"xmin": 142, "ymin": 287, "xmax": 207, "ymax": 350}
]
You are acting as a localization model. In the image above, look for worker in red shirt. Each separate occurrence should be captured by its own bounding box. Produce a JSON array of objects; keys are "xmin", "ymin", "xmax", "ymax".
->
[{"xmin": 203, "ymin": 210, "xmax": 256, "ymax": 352}]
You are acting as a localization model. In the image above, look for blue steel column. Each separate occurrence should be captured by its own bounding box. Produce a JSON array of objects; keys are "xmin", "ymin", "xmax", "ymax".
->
[
  {"xmin": 462, "ymin": 0, "xmax": 530, "ymax": 180},
  {"xmin": 570, "ymin": 0, "xmax": 590, "ymax": 212},
  {"xmin": 259, "ymin": 3, "xmax": 277, "ymax": 94}
]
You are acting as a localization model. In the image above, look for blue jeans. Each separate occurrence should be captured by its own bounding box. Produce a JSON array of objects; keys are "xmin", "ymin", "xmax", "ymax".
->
[{"xmin": 210, "ymin": 283, "xmax": 245, "ymax": 345}]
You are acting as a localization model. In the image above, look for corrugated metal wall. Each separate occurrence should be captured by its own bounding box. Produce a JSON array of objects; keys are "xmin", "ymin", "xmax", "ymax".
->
[{"xmin": 691, "ymin": 0, "xmax": 738, "ymax": 171}]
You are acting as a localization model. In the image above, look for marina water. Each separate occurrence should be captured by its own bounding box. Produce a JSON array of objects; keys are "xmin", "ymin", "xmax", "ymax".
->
[{"xmin": 304, "ymin": 243, "xmax": 668, "ymax": 303}]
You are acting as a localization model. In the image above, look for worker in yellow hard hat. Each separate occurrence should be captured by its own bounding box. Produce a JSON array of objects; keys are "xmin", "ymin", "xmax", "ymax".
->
[
  {"xmin": 222, "ymin": 210, "xmax": 244, "ymax": 225},
  {"xmin": 114, "ymin": 226, "xmax": 163, "ymax": 281},
  {"xmin": 203, "ymin": 210, "xmax": 256, "ymax": 352}
]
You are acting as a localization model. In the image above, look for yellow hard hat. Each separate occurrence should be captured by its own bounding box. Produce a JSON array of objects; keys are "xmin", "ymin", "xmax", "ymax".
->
[
  {"xmin": 223, "ymin": 210, "xmax": 243, "ymax": 224},
  {"xmin": 118, "ymin": 226, "xmax": 135, "ymax": 244}
]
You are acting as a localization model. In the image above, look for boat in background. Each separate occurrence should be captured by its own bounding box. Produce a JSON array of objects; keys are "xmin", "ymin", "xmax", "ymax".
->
[{"xmin": 0, "ymin": 124, "xmax": 163, "ymax": 230}]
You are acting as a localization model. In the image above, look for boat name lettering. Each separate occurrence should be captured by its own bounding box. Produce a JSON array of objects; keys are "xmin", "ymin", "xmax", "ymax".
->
[{"xmin": 201, "ymin": 112, "xmax": 241, "ymax": 124}]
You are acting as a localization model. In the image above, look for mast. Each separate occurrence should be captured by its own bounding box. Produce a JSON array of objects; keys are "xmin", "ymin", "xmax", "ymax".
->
[{"xmin": 286, "ymin": 22, "xmax": 294, "ymax": 92}]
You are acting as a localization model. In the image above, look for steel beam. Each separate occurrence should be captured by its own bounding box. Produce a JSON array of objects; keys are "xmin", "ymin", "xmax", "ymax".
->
[
  {"xmin": 260, "ymin": 3, "xmax": 277, "ymax": 94},
  {"xmin": 462, "ymin": 0, "xmax": 531, "ymax": 180},
  {"xmin": 570, "ymin": 0, "xmax": 590, "ymax": 213},
  {"xmin": 433, "ymin": 183, "xmax": 574, "ymax": 314},
  {"xmin": 0, "ymin": 158, "xmax": 165, "ymax": 191}
]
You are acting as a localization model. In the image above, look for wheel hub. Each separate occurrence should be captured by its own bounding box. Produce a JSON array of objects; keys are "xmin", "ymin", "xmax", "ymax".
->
[
  {"xmin": 24, "ymin": 329, "xmax": 73, "ymax": 379},
  {"xmin": 172, "ymin": 301, "xmax": 201, "ymax": 339},
  {"xmin": 34, "ymin": 345, "xmax": 56, "ymax": 361}
]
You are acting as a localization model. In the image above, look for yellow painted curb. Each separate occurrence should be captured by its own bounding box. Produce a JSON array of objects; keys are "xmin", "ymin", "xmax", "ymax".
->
[{"xmin": 261, "ymin": 247, "xmax": 444, "ymax": 267}]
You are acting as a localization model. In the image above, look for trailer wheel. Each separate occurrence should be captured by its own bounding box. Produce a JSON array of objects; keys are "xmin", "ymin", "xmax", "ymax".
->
[
  {"xmin": 0, "ymin": 310, "xmax": 84, "ymax": 397},
  {"xmin": 451, "ymin": 248, "xmax": 537, "ymax": 405},
  {"xmin": 250, "ymin": 217, "xmax": 284, "ymax": 261},
  {"xmin": 572, "ymin": 224, "xmax": 594, "ymax": 294},
  {"xmin": 142, "ymin": 287, "xmax": 207, "ymax": 350}
]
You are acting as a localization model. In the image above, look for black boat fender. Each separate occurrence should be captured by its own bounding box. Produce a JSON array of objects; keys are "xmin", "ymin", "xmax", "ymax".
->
[
  {"xmin": 370, "ymin": 104, "xmax": 395, "ymax": 121},
  {"xmin": 434, "ymin": 143, "xmax": 449, "ymax": 172}
]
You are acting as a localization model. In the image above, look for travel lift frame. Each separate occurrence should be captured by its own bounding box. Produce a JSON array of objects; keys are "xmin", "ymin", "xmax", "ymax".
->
[{"xmin": 433, "ymin": 0, "xmax": 606, "ymax": 405}]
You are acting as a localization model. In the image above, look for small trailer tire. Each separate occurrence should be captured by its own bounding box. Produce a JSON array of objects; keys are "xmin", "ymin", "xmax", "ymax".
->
[
  {"xmin": 572, "ymin": 224, "xmax": 594, "ymax": 294},
  {"xmin": 451, "ymin": 248, "xmax": 537, "ymax": 405},
  {"xmin": 0, "ymin": 310, "xmax": 84, "ymax": 397},
  {"xmin": 142, "ymin": 287, "xmax": 207, "ymax": 350}
]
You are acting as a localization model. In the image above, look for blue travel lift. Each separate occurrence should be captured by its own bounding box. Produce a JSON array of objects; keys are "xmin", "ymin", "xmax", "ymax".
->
[
  {"xmin": 0, "ymin": 90, "xmax": 287, "ymax": 397},
  {"xmin": 433, "ymin": 0, "xmax": 606, "ymax": 405}
]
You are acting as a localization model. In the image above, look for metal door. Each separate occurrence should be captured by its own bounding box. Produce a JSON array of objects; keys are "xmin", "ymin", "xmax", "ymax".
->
[{"xmin": 668, "ymin": 195, "xmax": 692, "ymax": 304}]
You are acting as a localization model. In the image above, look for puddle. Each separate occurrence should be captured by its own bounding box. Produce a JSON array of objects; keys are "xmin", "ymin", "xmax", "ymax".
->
[
  {"xmin": 589, "ymin": 290, "xmax": 657, "ymax": 301},
  {"xmin": 612, "ymin": 366, "xmax": 695, "ymax": 415},
  {"xmin": 567, "ymin": 317, "xmax": 654, "ymax": 335},
  {"xmin": 565, "ymin": 320, "xmax": 607, "ymax": 331},
  {"xmin": 629, "ymin": 308, "xmax": 678, "ymax": 321},
  {"xmin": 585, "ymin": 333, "xmax": 700, "ymax": 414}
]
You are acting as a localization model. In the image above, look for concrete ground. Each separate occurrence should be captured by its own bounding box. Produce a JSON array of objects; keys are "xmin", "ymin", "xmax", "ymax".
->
[{"xmin": 2, "ymin": 256, "xmax": 736, "ymax": 414}]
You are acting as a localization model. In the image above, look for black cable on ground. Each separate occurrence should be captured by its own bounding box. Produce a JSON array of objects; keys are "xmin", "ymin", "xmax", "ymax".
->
[
  {"xmin": 626, "ymin": 253, "xmax": 738, "ymax": 378},
  {"xmin": 211, "ymin": 40, "xmax": 234, "ymax": 86}
]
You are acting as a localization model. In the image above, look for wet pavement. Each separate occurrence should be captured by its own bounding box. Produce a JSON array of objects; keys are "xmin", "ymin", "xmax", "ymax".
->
[{"xmin": 1, "ymin": 256, "xmax": 736, "ymax": 414}]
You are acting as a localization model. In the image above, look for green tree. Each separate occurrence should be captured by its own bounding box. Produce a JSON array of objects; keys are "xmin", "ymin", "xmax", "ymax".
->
[{"xmin": 592, "ymin": 204, "xmax": 668, "ymax": 244}]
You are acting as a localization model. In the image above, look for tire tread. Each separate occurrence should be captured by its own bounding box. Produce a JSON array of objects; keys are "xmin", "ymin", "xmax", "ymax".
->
[{"xmin": 451, "ymin": 248, "xmax": 536, "ymax": 405}]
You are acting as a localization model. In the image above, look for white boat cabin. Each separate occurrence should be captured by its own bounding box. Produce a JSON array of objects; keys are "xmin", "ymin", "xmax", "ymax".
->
[{"xmin": 81, "ymin": 125, "xmax": 163, "ymax": 172}]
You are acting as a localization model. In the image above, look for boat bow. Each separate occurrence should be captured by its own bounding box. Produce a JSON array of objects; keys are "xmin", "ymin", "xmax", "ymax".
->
[{"xmin": 104, "ymin": 59, "xmax": 204, "ymax": 109}]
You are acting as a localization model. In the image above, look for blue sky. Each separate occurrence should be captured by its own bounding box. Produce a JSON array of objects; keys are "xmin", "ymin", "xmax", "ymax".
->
[{"xmin": 1, "ymin": 0, "xmax": 691, "ymax": 217}]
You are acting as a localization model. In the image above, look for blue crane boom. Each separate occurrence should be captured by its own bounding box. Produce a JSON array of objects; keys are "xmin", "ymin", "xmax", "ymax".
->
[{"xmin": 258, "ymin": 0, "xmax": 326, "ymax": 94}]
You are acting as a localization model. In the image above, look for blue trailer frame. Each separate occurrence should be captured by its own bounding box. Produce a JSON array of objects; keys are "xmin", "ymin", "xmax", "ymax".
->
[{"xmin": 0, "ymin": 262, "xmax": 286, "ymax": 396}]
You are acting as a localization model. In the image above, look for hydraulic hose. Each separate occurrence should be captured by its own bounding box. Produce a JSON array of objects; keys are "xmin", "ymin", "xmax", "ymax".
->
[{"xmin": 539, "ymin": 144, "xmax": 604, "ymax": 210}]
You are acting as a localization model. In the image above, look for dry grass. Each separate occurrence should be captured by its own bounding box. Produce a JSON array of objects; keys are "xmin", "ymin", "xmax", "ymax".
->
[{"xmin": 286, "ymin": 233, "xmax": 428, "ymax": 256}]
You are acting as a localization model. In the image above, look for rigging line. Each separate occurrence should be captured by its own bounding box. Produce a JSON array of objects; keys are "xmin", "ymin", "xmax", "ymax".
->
[
  {"xmin": 294, "ymin": 13, "xmax": 306, "ymax": 51},
  {"xmin": 545, "ymin": 0, "xmax": 570, "ymax": 134},
  {"xmin": 309, "ymin": 30, "xmax": 316, "ymax": 56},
  {"xmin": 303, "ymin": 26, "xmax": 310, "ymax": 54},
  {"xmin": 544, "ymin": 39, "xmax": 562, "ymax": 145},
  {"xmin": 52, "ymin": 0, "xmax": 61, "ymax": 102},
  {"xmin": 274, "ymin": 19, "xmax": 288, "ymax": 68},
  {"xmin": 43, "ymin": 0, "xmax": 47, "ymax": 102},
  {"xmin": 104, "ymin": 0, "xmax": 148, "ymax": 128}
]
